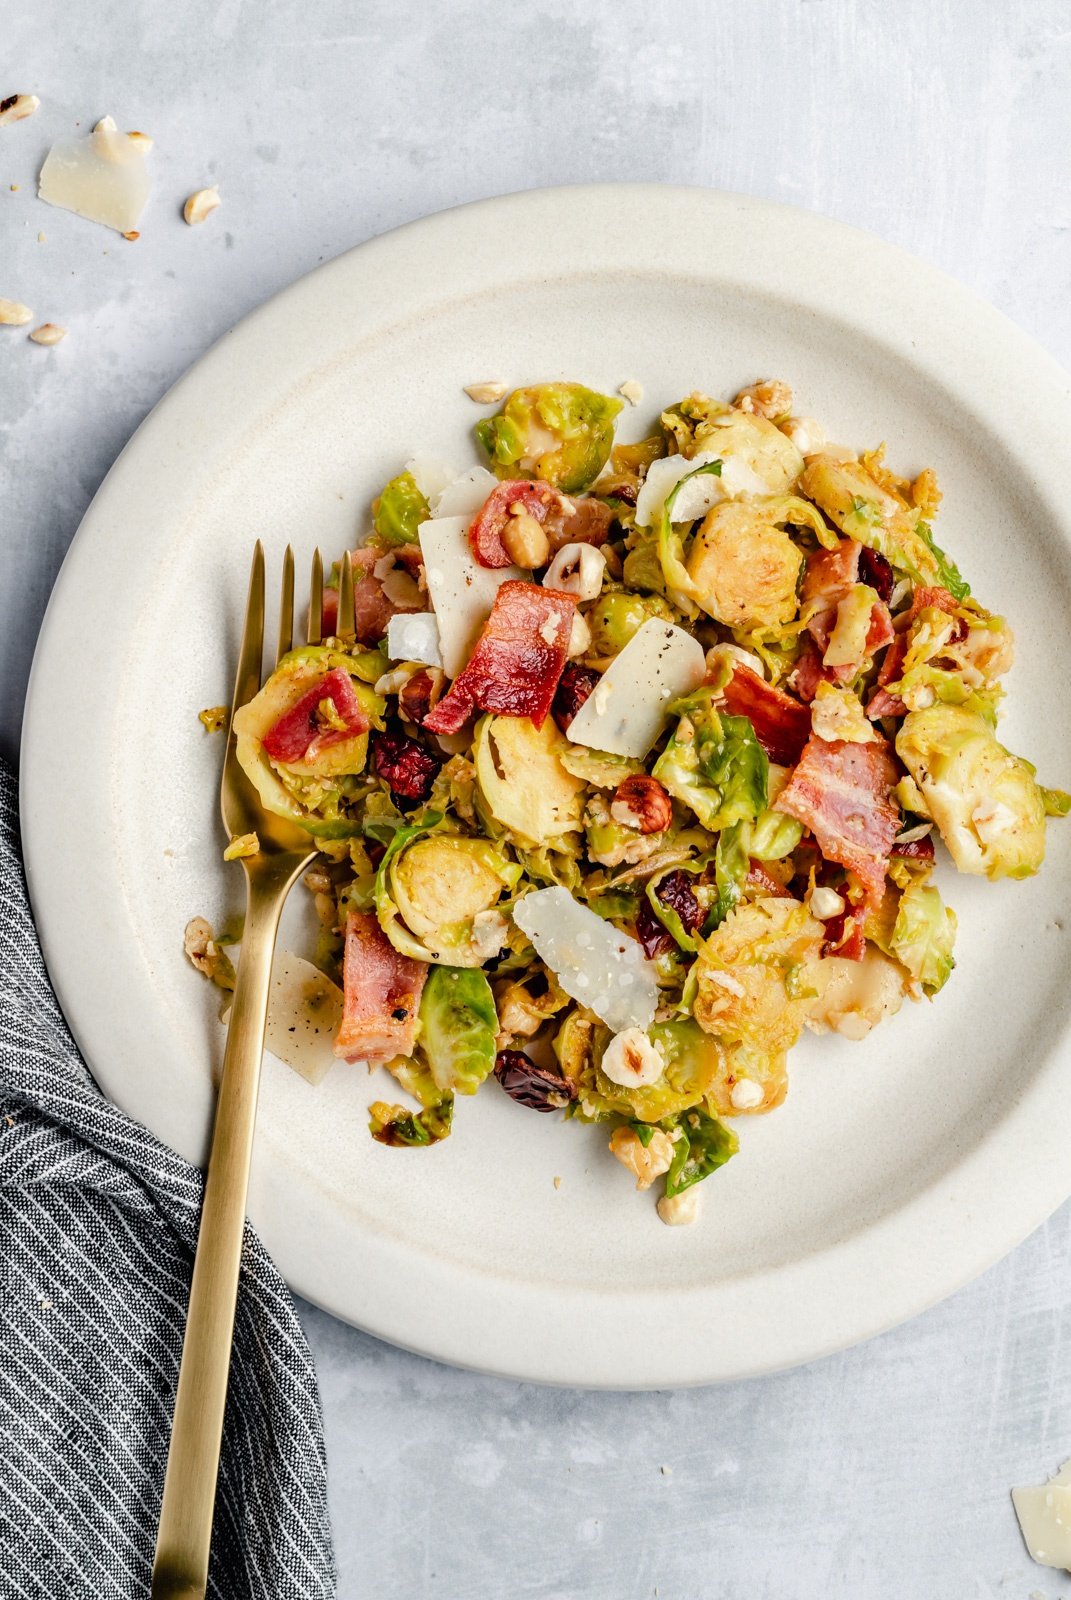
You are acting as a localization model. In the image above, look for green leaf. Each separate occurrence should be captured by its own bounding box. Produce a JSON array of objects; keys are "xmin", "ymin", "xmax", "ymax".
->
[
  {"xmin": 369, "ymin": 1096, "xmax": 454, "ymax": 1146},
  {"xmin": 656, "ymin": 461, "xmax": 722, "ymax": 601},
  {"xmin": 653, "ymin": 690, "xmax": 768, "ymax": 833},
  {"xmin": 917, "ymin": 520, "xmax": 970, "ymax": 601},
  {"xmin": 373, "ymin": 470, "xmax": 430, "ymax": 547},
  {"xmin": 419, "ymin": 966, "xmax": 498, "ymax": 1096},
  {"xmin": 708, "ymin": 821, "xmax": 750, "ymax": 931},
  {"xmin": 890, "ymin": 882, "xmax": 957, "ymax": 996},
  {"xmin": 664, "ymin": 1107, "xmax": 738, "ymax": 1196}
]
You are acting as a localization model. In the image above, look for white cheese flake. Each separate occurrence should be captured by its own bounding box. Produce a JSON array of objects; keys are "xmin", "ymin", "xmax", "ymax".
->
[
  {"xmin": 430, "ymin": 465, "xmax": 498, "ymax": 519},
  {"xmin": 385, "ymin": 611, "xmax": 442, "ymax": 668},
  {"xmin": 1013, "ymin": 1460, "xmax": 1071, "ymax": 1572},
  {"xmin": 264, "ymin": 953, "xmax": 343, "ymax": 1086},
  {"xmin": 634, "ymin": 451, "xmax": 726, "ymax": 529},
  {"xmin": 512, "ymin": 888, "xmax": 658, "ymax": 1034},
  {"xmin": 39, "ymin": 117, "xmax": 153, "ymax": 234},
  {"xmin": 405, "ymin": 457, "xmax": 456, "ymax": 502},
  {"xmin": 566, "ymin": 620, "xmax": 706, "ymax": 758},
  {"xmin": 417, "ymin": 516, "xmax": 522, "ymax": 678}
]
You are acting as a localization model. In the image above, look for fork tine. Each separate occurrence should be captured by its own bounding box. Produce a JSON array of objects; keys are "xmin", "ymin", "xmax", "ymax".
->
[
  {"xmin": 308, "ymin": 548, "xmax": 323, "ymax": 646},
  {"xmin": 231, "ymin": 542, "xmax": 265, "ymax": 713},
  {"xmin": 336, "ymin": 551, "xmax": 355, "ymax": 642},
  {"xmin": 276, "ymin": 544, "xmax": 294, "ymax": 666}
]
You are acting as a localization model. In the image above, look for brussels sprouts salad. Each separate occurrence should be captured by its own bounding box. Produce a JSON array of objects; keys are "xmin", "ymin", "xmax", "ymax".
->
[{"xmin": 194, "ymin": 377, "xmax": 1069, "ymax": 1227}]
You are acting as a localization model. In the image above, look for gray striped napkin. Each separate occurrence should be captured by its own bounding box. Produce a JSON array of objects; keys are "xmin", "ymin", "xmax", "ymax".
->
[{"xmin": 0, "ymin": 758, "xmax": 335, "ymax": 1599}]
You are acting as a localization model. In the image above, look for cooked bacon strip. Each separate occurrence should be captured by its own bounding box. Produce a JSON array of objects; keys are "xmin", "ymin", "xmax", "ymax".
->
[
  {"xmin": 721, "ymin": 665, "xmax": 811, "ymax": 766},
  {"xmin": 262, "ymin": 667, "xmax": 369, "ymax": 763},
  {"xmin": 868, "ymin": 584, "xmax": 961, "ymax": 719},
  {"xmin": 468, "ymin": 480, "xmax": 614, "ymax": 568},
  {"xmin": 322, "ymin": 545, "xmax": 424, "ymax": 643},
  {"xmin": 424, "ymin": 580, "xmax": 576, "ymax": 735},
  {"xmin": 801, "ymin": 539, "xmax": 894, "ymax": 678},
  {"xmin": 788, "ymin": 639, "xmax": 837, "ymax": 703},
  {"xmin": 891, "ymin": 832, "xmax": 935, "ymax": 860},
  {"xmin": 822, "ymin": 904, "xmax": 867, "ymax": 961},
  {"xmin": 746, "ymin": 860, "xmax": 793, "ymax": 898},
  {"xmin": 774, "ymin": 734, "xmax": 901, "ymax": 908},
  {"xmin": 334, "ymin": 910, "xmax": 427, "ymax": 1063}
]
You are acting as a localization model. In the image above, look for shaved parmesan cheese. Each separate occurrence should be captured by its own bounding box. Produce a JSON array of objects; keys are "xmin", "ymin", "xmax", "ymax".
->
[
  {"xmin": 417, "ymin": 516, "xmax": 523, "ymax": 678},
  {"xmin": 265, "ymin": 953, "xmax": 343, "ymax": 1085},
  {"xmin": 39, "ymin": 117, "xmax": 152, "ymax": 234},
  {"xmin": 1013, "ymin": 1461, "xmax": 1071, "ymax": 1571},
  {"xmin": 566, "ymin": 620, "xmax": 706, "ymax": 758},
  {"xmin": 386, "ymin": 611, "xmax": 442, "ymax": 668},
  {"xmin": 405, "ymin": 457, "xmax": 456, "ymax": 502},
  {"xmin": 635, "ymin": 451, "xmax": 726, "ymax": 529},
  {"xmin": 430, "ymin": 465, "xmax": 499, "ymax": 519},
  {"xmin": 512, "ymin": 888, "xmax": 657, "ymax": 1034}
]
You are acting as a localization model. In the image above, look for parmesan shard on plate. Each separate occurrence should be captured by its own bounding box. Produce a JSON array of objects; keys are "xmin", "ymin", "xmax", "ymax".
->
[{"xmin": 511, "ymin": 886, "xmax": 658, "ymax": 1034}]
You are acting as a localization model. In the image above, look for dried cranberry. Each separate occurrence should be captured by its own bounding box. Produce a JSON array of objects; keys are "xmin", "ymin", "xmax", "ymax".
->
[
  {"xmin": 372, "ymin": 724, "xmax": 441, "ymax": 804},
  {"xmin": 635, "ymin": 897, "xmax": 674, "ymax": 959},
  {"xmin": 859, "ymin": 546, "xmax": 895, "ymax": 604},
  {"xmin": 891, "ymin": 833, "xmax": 935, "ymax": 860},
  {"xmin": 494, "ymin": 1050, "xmax": 575, "ymax": 1112},
  {"xmin": 551, "ymin": 662, "xmax": 600, "ymax": 733},
  {"xmin": 652, "ymin": 870, "xmax": 703, "ymax": 936}
]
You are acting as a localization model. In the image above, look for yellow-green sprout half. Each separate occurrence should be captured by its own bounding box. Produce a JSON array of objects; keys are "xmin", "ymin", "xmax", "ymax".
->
[{"xmin": 475, "ymin": 382, "xmax": 623, "ymax": 492}]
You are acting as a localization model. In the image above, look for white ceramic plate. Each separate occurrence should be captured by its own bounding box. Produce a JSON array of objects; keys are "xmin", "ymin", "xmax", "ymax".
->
[{"xmin": 21, "ymin": 186, "xmax": 1071, "ymax": 1387}]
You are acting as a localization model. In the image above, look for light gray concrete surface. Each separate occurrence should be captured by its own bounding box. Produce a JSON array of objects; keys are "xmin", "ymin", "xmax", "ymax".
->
[{"xmin": 5, "ymin": 2, "xmax": 1071, "ymax": 1595}]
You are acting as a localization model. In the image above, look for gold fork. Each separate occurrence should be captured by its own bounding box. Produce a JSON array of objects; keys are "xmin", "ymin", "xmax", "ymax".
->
[{"xmin": 151, "ymin": 543, "xmax": 356, "ymax": 1600}]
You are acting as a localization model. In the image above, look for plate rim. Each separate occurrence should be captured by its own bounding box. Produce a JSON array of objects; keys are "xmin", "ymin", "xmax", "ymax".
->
[{"xmin": 20, "ymin": 182, "xmax": 1071, "ymax": 1387}]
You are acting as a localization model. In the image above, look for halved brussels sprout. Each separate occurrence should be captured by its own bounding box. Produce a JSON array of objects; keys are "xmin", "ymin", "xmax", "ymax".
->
[
  {"xmin": 233, "ymin": 646, "xmax": 385, "ymax": 838},
  {"xmin": 372, "ymin": 469, "xmax": 431, "ymax": 547},
  {"xmin": 419, "ymin": 966, "xmax": 498, "ymax": 1095},
  {"xmin": 565, "ymin": 1013, "xmax": 731, "ymax": 1122},
  {"xmin": 473, "ymin": 714, "xmax": 585, "ymax": 847},
  {"xmin": 557, "ymin": 745, "xmax": 645, "ymax": 789},
  {"xmin": 374, "ymin": 819, "xmax": 522, "ymax": 964},
  {"xmin": 686, "ymin": 501, "xmax": 803, "ymax": 631},
  {"xmin": 704, "ymin": 1039, "xmax": 788, "ymax": 1118},
  {"xmin": 694, "ymin": 897, "xmax": 825, "ymax": 1055},
  {"xmin": 475, "ymin": 382, "xmax": 623, "ymax": 493},
  {"xmin": 584, "ymin": 590, "xmax": 673, "ymax": 662},
  {"xmin": 896, "ymin": 704, "xmax": 1048, "ymax": 879}
]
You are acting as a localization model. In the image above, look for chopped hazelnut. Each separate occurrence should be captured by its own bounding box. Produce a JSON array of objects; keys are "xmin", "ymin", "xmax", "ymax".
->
[{"xmin": 183, "ymin": 185, "xmax": 221, "ymax": 226}]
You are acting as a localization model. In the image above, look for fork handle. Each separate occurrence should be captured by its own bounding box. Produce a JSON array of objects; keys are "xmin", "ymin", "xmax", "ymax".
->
[{"xmin": 151, "ymin": 877, "xmax": 285, "ymax": 1599}]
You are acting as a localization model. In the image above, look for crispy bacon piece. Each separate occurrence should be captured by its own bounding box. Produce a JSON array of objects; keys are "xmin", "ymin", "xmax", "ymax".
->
[
  {"xmin": 334, "ymin": 910, "xmax": 427, "ymax": 1063},
  {"xmin": 423, "ymin": 581, "xmax": 576, "ymax": 735},
  {"xmin": 801, "ymin": 540, "xmax": 894, "ymax": 678},
  {"xmin": 774, "ymin": 734, "xmax": 901, "ymax": 908},
  {"xmin": 468, "ymin": 480, "xmax": 615, "ymax": 568},
  {"xmin": 322, "ymin": 545, "xmax": 424, "ymax": 643},
  {"xmin": 262, "ymin": 668, "xmax": 369, "ymax": 764},
  {"xmin": 721, "ymin": 665, "xmax": 811, "ymax": 766}
]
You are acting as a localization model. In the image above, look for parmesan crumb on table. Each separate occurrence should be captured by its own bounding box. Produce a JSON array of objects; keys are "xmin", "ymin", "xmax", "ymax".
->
[
  {"xmin": 618, "ymin": 378, "xmax": 644, "ymax": 405},
  {"xmin": 29, "ymin": 323, "xmax": 67, "ymax": 346},
  {"xmin": 553, "ymin": 1175, "xmax": 562, "ymax": 1190},
  {"xmin": 183, "ymin": 185, "xmax": 221, "ymax": 226}
]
